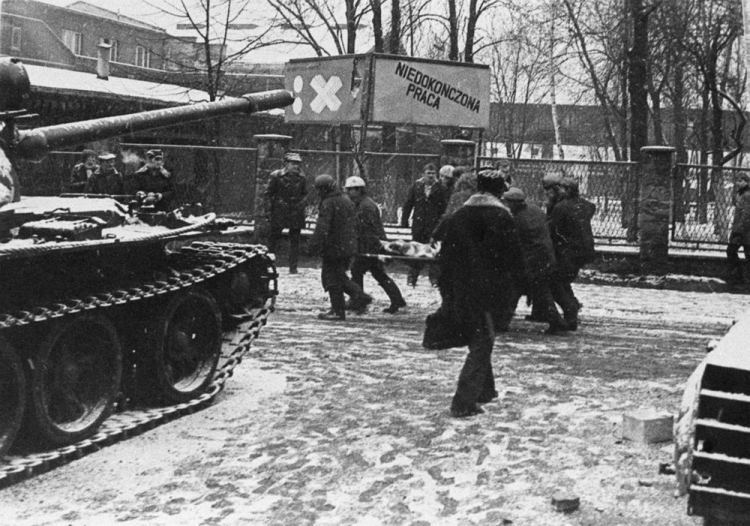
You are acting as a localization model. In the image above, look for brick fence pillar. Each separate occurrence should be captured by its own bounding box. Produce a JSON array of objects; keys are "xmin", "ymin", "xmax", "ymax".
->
[
  {"xmin": 253, "ymin": 134, "xmax": 293, "ymax": 244},
  {"xmin": 440, "ymin": 139, "xmax": 476, "ymax": 171},
  {"xmin": 639, "ymin": 146, "xmax": 675, "ymax": 275}
]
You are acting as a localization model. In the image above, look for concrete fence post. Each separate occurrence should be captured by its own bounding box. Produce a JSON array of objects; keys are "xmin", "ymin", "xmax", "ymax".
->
[
  {"xmin": 639, "ymin": 146, "xmax": 675, "ymax": 275},
  {"xmin": 253, "ymin": 134, "xmax": 293, "ymax": 245}
]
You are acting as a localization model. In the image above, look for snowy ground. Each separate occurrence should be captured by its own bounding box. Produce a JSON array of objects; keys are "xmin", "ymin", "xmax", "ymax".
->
[{"xmin": 1, "ymin": 265, "xmax": 749, "ymax": 526}]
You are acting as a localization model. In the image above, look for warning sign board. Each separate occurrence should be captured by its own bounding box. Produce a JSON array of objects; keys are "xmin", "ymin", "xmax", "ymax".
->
[
  {"xmin": 371, "ymin": 56, "xmax": 489, "ymax": 128},
  {"xmin": 284, "ymin": 56, "xmax": 365, "ymax": 124},
  {"xmin": 284, "ymin": 54, "xmax": 490, "ymax": 129}
]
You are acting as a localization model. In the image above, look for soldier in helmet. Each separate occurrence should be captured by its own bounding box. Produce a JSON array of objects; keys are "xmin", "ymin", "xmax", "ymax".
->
[
  {"xmin": 344, "ymin": 175, "xmax": 406, "ymax": 314},
  {"xmin": 67, "ymin": 149, "xmax": 98, "ymax": 193},
  {"xmin": 85, "ymin": 152, "xmax": 124, "ymax": 195},
  {"xmin": 265, "ymin": 151, "xmax": 308, "ymax": 274},
  {"xmin": 131, "ymin": 149, "xmax": 175, "ymax": 211},
  {"xmin": 309, "ymin": 174, "xmax": 372, "ymax": 321}
]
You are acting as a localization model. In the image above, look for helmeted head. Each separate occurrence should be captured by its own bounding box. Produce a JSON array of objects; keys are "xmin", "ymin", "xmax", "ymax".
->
[
  {"xmin": 98, "ymin": 152, "xmax": 116, "ymax": 166},
  {"xmin": 344, "ymin": 175, "xmax": 366, "ymax": 201},
  {"xmin": 542, "ymin": 172, "xmax": 563, "ymax": 189},
  {"xmin": 283, "ymin": 151, "xmax": 302, "ymax": 174},
  {"xmin": 314, "ymin": 174, "xmax": 336, "ymax": 195},
  {"xmin": 439, "ymin": 165, "xmax": 455, "ymax": 187},
  {"xmin": 560, "ymin": 177, "xmax": 580, "ymax": 197},
  {"xmin": 502, "ymin": 187, "xmax": 525, "ymax": 212},
  {"xmin": 146, "ymin": 149, "xmax": 164, "ymax": 167},
  {"xmin": 477, "ymin": 170, "xmax": 509, "ymax": 197}
]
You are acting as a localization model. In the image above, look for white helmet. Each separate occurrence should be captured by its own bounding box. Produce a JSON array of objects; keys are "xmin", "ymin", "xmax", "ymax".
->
[{"xmin": 344, "ymin": 176, "xmax": 366, "ymax": 188}]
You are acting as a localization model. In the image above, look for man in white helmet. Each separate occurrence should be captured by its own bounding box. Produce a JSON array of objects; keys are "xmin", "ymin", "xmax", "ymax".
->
[{"xmin": 345, "ymin": 175, "xmax": 406, "ymax": 314}]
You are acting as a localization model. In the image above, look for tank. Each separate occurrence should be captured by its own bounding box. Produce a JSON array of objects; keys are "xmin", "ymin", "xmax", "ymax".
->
[
  {"xmin": 0, "ymin": 58, "xmax": 293, "ymax": 458},
  {"xmin": 675, "ymin": 311, "xmax": 750, "ymax": 525}
]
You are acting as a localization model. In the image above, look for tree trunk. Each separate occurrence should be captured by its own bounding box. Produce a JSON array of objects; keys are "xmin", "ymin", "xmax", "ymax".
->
[
  {"xmin": 549, "ymin": 19, "xmax": 564, "ymax": 160},
  {"xmin": 389, "ymin": 0, "xmax": 401, "ymax": 55},
  {"xmin": 448, "ymin": 0, "xmax": 459, "ymax": 61},
  {"xmin": 672, "ymin": 59, "xmax": 687, "ymax": 223},
  {"xmin": 464, "ymin": 0, "xmax": 478, "ymax": 63},
  {"xmin": 371, "ymin": 0, "xmax": 383, "ymax": 52},
  {"xmin": 626, "ymin": 0, "xmax": 649, "ymax": 242}
]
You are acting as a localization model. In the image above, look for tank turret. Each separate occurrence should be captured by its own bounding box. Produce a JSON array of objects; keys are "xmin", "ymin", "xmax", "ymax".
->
[
  {"xmin": 0, "ymin": 57, "xmax": 293, "ymax": 204},
  {"xmin": 0, "ymin": 58, "xmax": 290, "ymax": 465}
]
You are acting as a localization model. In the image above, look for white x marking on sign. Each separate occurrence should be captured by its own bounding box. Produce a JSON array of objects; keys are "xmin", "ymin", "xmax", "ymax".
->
[{"xmin": 310, "ymin": 75, "xmax": 342, "ymax": 113}]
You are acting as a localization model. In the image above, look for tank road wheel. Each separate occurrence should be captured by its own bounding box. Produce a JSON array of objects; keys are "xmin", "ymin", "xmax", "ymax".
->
[
  {"xmin": 29, "ymin": 315, "xmax": 123, "ymax": 446},
  {"xmin": 144, "ymin": 288, "xmax": 222, "ymax": 404},
  {"xmin": 0, "ymin": 340, "xmax": 26, "ymax": 457}
]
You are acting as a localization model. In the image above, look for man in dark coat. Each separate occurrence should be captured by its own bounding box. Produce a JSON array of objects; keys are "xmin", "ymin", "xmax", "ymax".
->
[
  {"xmin": 85, "ymin": 152, "xmax": 124, "ymax": 195},
  {"xmin": 130, "ymin": 149, "xmax": 175, "ymax": 211},
  {"xmin": 309, "ymin": 174, "xmax": 372, "ymax": 321},
  {"xmin": 265, "ymin": 151, "xmax": 308, "ymax": 274},
  {"xmin": 345, "ymin": 176, "xmax": 406, "ymax": 314},
  {"xmin": 727, "ymin": 172, "xmax": 750, "ymax": 284},
  {"xmin": 502, "ymin": 187, "xmax": 567, "ymax": 333},
  {"xmin": 547, "ymin": 178, "xmax": 588, "ymax": 330},
  {"xmin": 438, "ymin": 170, "xmax": 525, "ymax": 418},
  {"xmin": 67, "ymin": 149, "xmax": 98, "ymax": 193},
  {"xmin": 401, "ymin": 163, "xmax": 449, "ymax": 286},
  {"xmin": 561, "ymin": 177, "xmax": 597, "ymax": 266}
]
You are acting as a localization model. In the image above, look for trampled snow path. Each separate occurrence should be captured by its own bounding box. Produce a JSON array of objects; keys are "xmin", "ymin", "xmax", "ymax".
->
[{"xmin": 1, "ymin": 266, "xmax": 748, "ymax": 526}]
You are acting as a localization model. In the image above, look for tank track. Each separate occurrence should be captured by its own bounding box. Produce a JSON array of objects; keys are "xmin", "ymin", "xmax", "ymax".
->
[{"xmin": 0, "ymin": 240, "xmax": 276, "ymax": 488}]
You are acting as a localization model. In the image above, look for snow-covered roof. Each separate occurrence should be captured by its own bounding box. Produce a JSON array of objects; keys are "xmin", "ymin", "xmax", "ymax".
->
[
  {"xmin": 25, "ymin": 64, "xmax": 212, "ymax": 105},
  {"xmin": 64, "ymin": 1, "xmax": 164, "ymax": 32}
]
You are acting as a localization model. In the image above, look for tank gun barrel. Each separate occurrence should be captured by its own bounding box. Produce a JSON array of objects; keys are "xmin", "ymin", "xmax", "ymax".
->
[{"xmin": 15, "ymin": 89, "xmax": 292, "ymax": 161}]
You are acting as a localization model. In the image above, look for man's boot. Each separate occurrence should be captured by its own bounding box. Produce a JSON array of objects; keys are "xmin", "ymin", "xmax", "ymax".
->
[{"xmin": 319, "ymin": 287, "xmax": 346, "ymax": 320}]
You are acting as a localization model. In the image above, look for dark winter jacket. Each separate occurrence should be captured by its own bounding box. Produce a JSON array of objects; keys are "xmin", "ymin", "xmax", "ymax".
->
[
  {"xmin": 548, "ymin": 197, "xmax": 586, "ymax": 274},
  {"xmin": 511, "ymin": 202, "xmax": 556, "ymax": 277},
  {"xmin": 401, "ymin": 178, "xmax": 449, "ymax": 242},
  {"xmin": 266, "ymin": 169, "xmax": 308, "ymax": 230},
  {"xmin": 309, "ymin": 187, "xmax": 358, "ymax": 259},
  {"xmin": 438, "ymin": 193, "xmax": 525, "ymax": 327},
  {"xmin": 85, "ymin": 167, "xmax": 124, "ymax": 195},
  {"xmin": 68, "ymin": 162, "xmax": 97, "ymax": 193},
  {"xmin": 131, "ymin": 165, "xmax": 175, "ymax": 210},
  {"xmin": 569, "ymin": 195, "xmax": 597, "ymax": 264},
  {"xmin": 353, "ymin": 195, "xmax": 387, "ymax": 254},
  {"xmin": 730, "ymin": 188, "xmax": 750, "ymax": 245}
]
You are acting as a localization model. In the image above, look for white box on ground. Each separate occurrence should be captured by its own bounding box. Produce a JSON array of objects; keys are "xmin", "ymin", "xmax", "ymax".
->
[{"xmin": 622, "ymin": 410, "xmax": 674, "ymax": 444}]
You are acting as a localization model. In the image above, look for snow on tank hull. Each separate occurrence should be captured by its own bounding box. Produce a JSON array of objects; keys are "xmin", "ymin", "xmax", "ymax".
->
[
  {"xmin": 675, "ymin": 311, "xmax": 750, "ymax": 524},
  {"xmin": 0, "ymin": 195, "xmax": 279, "ymax": 457},
  {"xmin": 0, "ymin": 57, "xmax": 292, "ymax": 460}
]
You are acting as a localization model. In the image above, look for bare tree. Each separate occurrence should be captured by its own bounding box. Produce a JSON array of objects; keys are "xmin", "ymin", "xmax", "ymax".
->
[
  {"xmin": 266, "ymin": 0, "xmax": 372, "ymax": 55},
  {"xmin": 148, "ymin": 0, "xmax": 282, "ymax": 101},
  {"xmin": 487, "ymin": 5, "xmax": 551, "ymax": 158}
]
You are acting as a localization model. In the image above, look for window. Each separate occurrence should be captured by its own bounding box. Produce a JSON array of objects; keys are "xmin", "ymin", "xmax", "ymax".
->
[
  {"xmin": 62, "ymin": 29, "xmax": 82, "ymax": 55},
  {"xmin": 135, "ymin": 46, "xmax": 150, "ymax": 68},
  {"xmin": 11, "ymin": 27, "xmax": 21, "ymax": 52},
  {"xmin": 99, "ymin": 38, "xmax": 119, "ymax": 62}
]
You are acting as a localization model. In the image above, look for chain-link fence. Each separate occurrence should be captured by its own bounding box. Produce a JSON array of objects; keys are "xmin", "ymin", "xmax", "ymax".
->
[
  {"xmin": 296, "ymin": 149, "xmax": 441, "ymax": 223},
  {"xmin": 18, "ymin": 144, "xmax": 259, "ymax": 220},
  {"xmin": 672, "ymin": 163, "xmax": 750, "ymax": 249},
  {"xmin": 30, "ymin": 146, "xmax": 744, "ymax": 251},
  {"xmin": 478, "ymin": 157, "xmax": 639, "ymax": 241}
]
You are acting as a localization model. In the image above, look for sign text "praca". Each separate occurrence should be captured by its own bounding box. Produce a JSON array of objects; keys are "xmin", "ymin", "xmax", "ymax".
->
[{"xmin": 395, "ymin": 62, "xmax": 481, "ymax": 114}]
